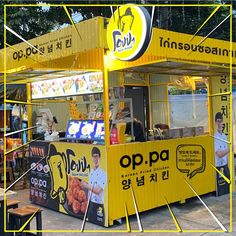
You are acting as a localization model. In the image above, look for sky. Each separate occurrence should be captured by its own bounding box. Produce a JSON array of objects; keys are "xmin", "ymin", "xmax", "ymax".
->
[{"xmin": 41, "ymin": 4, "xmax": 83, "ymax": 31}]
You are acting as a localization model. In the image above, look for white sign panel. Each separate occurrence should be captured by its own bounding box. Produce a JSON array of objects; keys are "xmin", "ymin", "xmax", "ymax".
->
[{"xmin": 31, "ymin": 72, "xmax": 103, "ymax": 99}]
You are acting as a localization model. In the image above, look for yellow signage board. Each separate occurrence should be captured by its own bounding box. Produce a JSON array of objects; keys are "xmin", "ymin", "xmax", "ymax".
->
[
  {"xmin": 105, "ymin": 27, "xmax": 236, "ymax": 70},
  {"xmin": 107, "ymin": 136, "xmax": 215, "ymax": 224},
  {"xmin": 1, "ymin": 17, "xmax": 106, "ymax": 73},
  {"xmin": 176, "ymin": 144, "xmax": 206, "ymax": 179},
  {"xmin": 107, "ymin": 5, "xmax": 152, "ymax": 61}
]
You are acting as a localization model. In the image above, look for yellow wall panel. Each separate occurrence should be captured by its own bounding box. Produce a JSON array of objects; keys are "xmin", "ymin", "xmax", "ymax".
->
[
  {"xmin": 2, "ymin": 17, "xmax": 106, "ymax": 73},
  {"xmin": 107, "ymin": 136, "xmax": 215, "ymax": 223}
]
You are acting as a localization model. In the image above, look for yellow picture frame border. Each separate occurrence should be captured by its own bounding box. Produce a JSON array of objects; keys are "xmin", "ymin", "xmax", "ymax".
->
[{"xmin": 3, "ymin": 2, "xmax": 233, "ymax": 234}]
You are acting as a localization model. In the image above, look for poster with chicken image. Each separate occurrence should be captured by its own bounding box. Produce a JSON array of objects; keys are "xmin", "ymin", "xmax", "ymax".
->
[{"xmin": 45, "ymin": 142, "xmax": 108, "ymax": 226}]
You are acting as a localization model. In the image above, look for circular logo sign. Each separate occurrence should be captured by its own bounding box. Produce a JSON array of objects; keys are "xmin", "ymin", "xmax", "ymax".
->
[{"xmin": 107, "ymin": 5, "xmax": 152, "ymax": 61}]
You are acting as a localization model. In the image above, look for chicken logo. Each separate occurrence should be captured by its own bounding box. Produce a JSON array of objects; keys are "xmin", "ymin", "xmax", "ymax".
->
[
  {"xmin": 220, "ymin": 167, "xmax": 224, "ymax": 176},
  {"xmin": 47, "ymin": 144, "xmax": 68, "ymax": 205},
  {"xmin": 107, "ymin": 5, "xmax": 152, "ymax": 61},
  {"xmin": 97, "ymin": 206, "xmax": 104, "ymax": 217},
  {"xmin": 118, "ymin": 7, "xmax": 134, "ymax": 33}
]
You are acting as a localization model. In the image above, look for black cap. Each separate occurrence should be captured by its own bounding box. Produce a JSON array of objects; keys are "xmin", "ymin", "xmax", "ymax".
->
[
  {"xmin": 215, "ymin": 112, "xmax": 223, "ymax": 121},
  {"xmin": 92, "ymin": 147, "xmax": 101, "ymax": 157},
  {"xmin": 124, "ymin": 7, "xmax": 133, "ymax": 17}
]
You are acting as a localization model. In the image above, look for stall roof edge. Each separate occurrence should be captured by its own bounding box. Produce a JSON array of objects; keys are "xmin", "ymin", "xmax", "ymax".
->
[
  {"xmin": 0, "ymin": 15, "xmax": 235, "ymax": 83},
  {"xmin": 114, "ymin": 59, "xmax": 236, "ymax": 77}
]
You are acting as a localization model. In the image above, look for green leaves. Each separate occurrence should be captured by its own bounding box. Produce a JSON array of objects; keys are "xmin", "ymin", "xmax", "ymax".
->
[{"xmin": 0, "ymin": 0, "xmax": 235, "ymax": 50}]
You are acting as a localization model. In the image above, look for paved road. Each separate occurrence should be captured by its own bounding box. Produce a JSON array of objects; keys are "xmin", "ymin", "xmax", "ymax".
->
[{"xmin": 9, "ymin": 188, "xmax": 235, "ymax": 236}]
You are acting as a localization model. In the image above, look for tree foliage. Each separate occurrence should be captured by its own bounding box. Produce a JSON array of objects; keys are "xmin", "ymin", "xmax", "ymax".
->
[{"xmin": 0, "ymin": 0, "xmax": 235, "ymax": 49}]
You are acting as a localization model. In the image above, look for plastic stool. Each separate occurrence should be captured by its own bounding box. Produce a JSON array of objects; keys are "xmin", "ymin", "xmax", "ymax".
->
[
  {"xmin": 7, "ymin": 199, "xmax": 20, "ymax": 210},
  {"xmin": 8, "ymin": 205, "xmax": 42, "ymax": 236}
]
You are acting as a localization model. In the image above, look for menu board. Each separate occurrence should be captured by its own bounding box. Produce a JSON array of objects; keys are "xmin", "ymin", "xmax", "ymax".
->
[
  {"xmin": 31, "ymin": 72, "xmax": 103, "ymax": 99},
  {"xmin": 88, "ymin": 102, "xmax": 118, "ymax": 120},
  {"xmin": 29, "ymin": 142, "xmax": 55, "ymax": 208},
  {"xmin": 65, "ymin": 120, "xmax": 105, "ymax": 141}
]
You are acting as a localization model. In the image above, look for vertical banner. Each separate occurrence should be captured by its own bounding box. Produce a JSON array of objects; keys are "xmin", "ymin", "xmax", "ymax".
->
[{"xmin": 211, "ymin": 76, "xmax": 230, "ymax": 196}]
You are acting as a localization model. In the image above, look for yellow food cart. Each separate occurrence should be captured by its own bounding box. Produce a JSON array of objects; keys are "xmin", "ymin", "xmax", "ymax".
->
[{"xmin": 1, "ymin": 5, "xmax": 235, "ymax": 228}]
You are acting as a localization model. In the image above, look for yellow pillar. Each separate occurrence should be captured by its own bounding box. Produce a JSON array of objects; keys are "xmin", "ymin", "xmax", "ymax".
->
[
  {"xmin": 26, "ymin": 82, "xmax": 32, "ymax": 140},
  {"xmin": 103, "ymin": 53, "xmax": 110, "ymax": 147},
  {"xmin": 207, "ymin": 78, "xmax": 213, "ymax": 135}
]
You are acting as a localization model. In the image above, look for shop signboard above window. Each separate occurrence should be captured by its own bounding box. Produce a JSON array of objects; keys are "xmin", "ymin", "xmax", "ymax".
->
[{"xmin": 31, "ymin": 72, "xmax": 103, "ymax": 99}]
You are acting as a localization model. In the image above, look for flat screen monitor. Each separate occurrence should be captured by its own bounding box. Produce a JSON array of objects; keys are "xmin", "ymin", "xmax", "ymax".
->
[{"xmin": 65, "ymin": 120, "xmax": 106, "ymax": 141}]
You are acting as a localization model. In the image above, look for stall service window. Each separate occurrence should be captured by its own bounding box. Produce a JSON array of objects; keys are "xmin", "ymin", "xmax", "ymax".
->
[{"xmin": 168, "ymin": 76, "xmax": 209, "ymax": 133}]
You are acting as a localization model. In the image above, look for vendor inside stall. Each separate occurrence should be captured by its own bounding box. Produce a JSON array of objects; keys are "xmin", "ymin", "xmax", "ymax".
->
[{"xmin": 122, "ymin": 107, "xmax": 146, "ymax": 142}]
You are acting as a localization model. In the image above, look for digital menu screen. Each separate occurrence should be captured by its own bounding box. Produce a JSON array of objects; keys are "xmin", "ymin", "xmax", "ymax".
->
[{"xmin": 65, "ymin": 120, "xmax": 105, "ymax": 141}]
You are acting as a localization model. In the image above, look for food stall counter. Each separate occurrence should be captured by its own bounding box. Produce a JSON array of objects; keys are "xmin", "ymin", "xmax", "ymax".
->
[{"xmin": 29, "ymin": 134, "xmax": 215, "ymax": 227}]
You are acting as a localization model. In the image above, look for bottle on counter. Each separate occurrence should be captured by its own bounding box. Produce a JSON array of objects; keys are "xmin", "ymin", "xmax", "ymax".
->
[{"xmin": 110, "ymin": 124, "xmax": 119, "ymax": 145}]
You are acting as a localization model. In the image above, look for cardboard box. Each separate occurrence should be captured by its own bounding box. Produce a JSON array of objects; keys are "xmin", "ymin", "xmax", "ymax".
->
[
  {"xmin": 194, "ymin": 126, "xmax": 204, "ymax": 136},
  {"xmin": 182, "ymin": 127, "xmax": 194, "ymax": 137},
  {"xmin": 169, "ymin": 128, "xmax": 182, "ymax": 138}
]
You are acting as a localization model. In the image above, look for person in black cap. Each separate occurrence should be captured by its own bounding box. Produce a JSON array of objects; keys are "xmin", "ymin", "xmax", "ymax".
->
[
  {"xmin": 81, "ymin": 147, "xmax": 107, "ymax": 225},
  {"xmin": 122, "ymin": 107, "xmax": 146, "ymax": 142},
  {"xmin": 214, "ymin": 111, "xmax": 230, "ymax": 195}
]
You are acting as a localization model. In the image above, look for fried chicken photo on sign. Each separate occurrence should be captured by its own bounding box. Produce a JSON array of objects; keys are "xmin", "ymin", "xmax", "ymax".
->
[
  {"xmin": 72, "ymin": 200, "xmax": 81, "ymax": 214},
  {"xmin": 80, "ymin": 201, "xmax": 88, "ymax": 213},
  {"xmin": 66, "ymin": 176, "xmax": 88, "ymax": 214}
]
